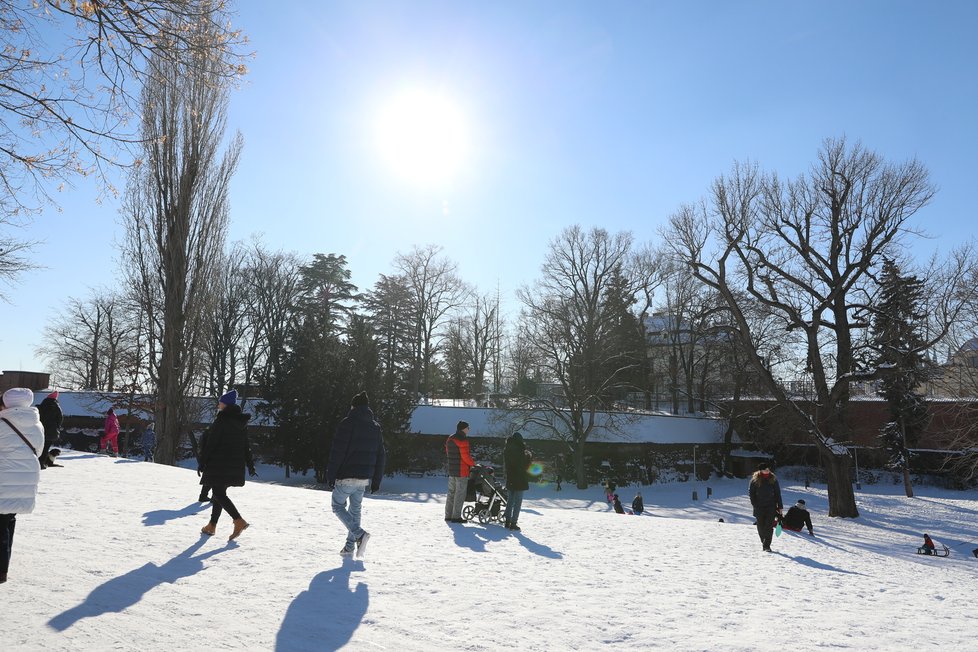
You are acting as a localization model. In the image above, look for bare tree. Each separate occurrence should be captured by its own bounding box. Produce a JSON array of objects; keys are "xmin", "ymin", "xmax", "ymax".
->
[
  {"xmin": 393, "ymin": 244, "xmax": 469, "ymax": 398},
  {"xmin": 0, "ymin": 1, "xmax": 245, "ymax": 278},
  {"xmin": 203, "ymin": 244, "xmax": 250, "ymax": 396},
  {"xmin": 516, "ymin": 225, "xmax": 644, "ymax": 488},
  {"xmin": 121, "ymin": 19, "xmax": 242, "ymax": 465},
  {"xmin": 667, "ymin": 138, "xmax": 961, "ymax": 517},
  {"xmin": 242, "ymin": 241, "xmax": 302, "ymax": 392},
  {"xmin": 448, "ymin": 292, "xmax": 501, "ymax": 401},
  {"xmin": 37, "ymin": 289, "xmax": 134, "ymax": 390}
]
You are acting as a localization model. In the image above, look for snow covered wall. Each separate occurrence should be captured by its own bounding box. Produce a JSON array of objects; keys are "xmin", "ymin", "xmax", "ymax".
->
[{"xmin": 409, "ymin": 405, "xmax": 733, "ymax": 444}]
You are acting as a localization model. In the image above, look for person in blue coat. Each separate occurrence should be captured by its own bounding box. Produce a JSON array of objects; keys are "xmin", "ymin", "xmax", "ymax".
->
[
  {"xmin": 141, "ymin": 423, "xmax": 156, "ymax": 462},
  {"xmin": 326, "ymin": 391, "xmax": 386, "ymax": 558}
]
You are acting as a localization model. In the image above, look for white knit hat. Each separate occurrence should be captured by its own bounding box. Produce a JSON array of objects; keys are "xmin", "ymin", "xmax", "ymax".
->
[{"xmin": 2, "ymin": 387, "xmax": 34, "ymax": 408}]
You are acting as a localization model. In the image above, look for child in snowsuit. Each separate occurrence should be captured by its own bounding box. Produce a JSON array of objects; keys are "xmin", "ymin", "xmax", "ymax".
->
[
  {"xmin": 919, "ymin": 534, "xmax": 936, "ymax": 555},
  {"xmin": 632, "ymin": 492, "xmax": 644, "ymax": 515},
  {"xmin": 101, "ymin": 408, "xmax": 120, "ymax": 456}
]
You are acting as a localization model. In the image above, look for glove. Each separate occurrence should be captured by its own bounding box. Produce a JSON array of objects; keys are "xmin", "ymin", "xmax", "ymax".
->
[
  {"xmin": 248, "ymin": 466, "xmax": 257, "ymax": 478},
  {"xmin": 371, "ymin": 483, "xmax": 380, "ymax": 494}
]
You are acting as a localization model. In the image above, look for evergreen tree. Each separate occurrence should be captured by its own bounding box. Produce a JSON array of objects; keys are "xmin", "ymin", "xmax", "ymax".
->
[{"xmin": 870, "ymin": 258, "xmax": 933, "ymax": 496}]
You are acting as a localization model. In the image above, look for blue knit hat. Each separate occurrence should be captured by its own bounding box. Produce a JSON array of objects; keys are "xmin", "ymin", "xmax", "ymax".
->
[{"xmin": 219, "ymin": 389, "xmax": 238, "ymax": 406}]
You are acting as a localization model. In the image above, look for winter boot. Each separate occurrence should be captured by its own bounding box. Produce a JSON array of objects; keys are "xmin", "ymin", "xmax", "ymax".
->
[
  {"xmin": 228, "ymin": 518, "xmax": 249, "ymax": 541},
  {"xmin": 509, "ymin": 523, "xmax": 521, "ymax": 532},
  {"xmin": 355, "ymin": 531, "xmax": 371, "ymax": 558},
  {"xmin": 201, "ymin": 522, "xmax": 217, "ymax": 536}
]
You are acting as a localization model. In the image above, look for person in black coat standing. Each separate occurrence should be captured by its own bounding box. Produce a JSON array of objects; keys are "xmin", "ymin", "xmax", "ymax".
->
[
  {"xmin": 748, "ymin": 462, "xmax": 783, "ymax": 552},
  {"xmin": 502, "ymin": 432, "xmax": 531, "ymax": 531},
  {"xmin": 198, "ymin": 390, "xmax": 255, "ymax": 542},
  {"xmin": 37, "ymin": 391, "xmax": 64, "ymax": 469},
  {"xmin": 326, "ymin": 391, "xmax": 386, "ymax": 558}
]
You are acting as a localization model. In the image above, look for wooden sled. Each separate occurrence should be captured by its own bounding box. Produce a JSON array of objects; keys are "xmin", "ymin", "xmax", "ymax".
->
[{"xmin": 916, "ymin": 544, "xmax": 950, "ymax": 557}]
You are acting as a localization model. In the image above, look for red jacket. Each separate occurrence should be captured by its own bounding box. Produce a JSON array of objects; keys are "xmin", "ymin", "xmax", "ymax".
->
[
  {"xmin": 104, "ymin": 412, "xmax": 120, "ymax": 437},
  {"xmin": 446, "ymin": 431, "xmax": 475, "ymax": 477}
]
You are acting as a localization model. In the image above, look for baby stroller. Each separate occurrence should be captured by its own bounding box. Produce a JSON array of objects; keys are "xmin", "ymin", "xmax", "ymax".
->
[{"xmin": 462, "ymin": 464, "xmax": 508, "ymax": 524}]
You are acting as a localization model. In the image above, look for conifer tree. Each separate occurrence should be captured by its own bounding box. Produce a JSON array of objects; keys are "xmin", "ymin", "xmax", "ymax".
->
[{"xmin": 870, "ymin": 258, "xmax": 933, "ymax": 497}]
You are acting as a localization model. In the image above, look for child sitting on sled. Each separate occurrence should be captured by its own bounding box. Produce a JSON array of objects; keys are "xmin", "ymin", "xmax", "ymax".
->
[{"xmin": 918, "ymin": 534, "xmax": 936, "ymax": 555}]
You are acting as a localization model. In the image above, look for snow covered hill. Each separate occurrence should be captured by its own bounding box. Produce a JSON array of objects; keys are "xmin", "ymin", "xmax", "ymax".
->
[{"xmin": 6, "ymin": 451, "xmax": 977, "ymax": 651}]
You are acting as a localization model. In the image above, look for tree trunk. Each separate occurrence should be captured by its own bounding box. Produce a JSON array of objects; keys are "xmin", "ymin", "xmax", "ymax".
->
[
  {"xmin": 902, "ymin": 466, "xmax": 914, "ymax": 498},
  {"xmin": 574, "ymin": 445, "xmax": 587, "ymax": 489},
  {"xmin": 820, "ymin": 444, "xmax": 858, "ymax": 517}
]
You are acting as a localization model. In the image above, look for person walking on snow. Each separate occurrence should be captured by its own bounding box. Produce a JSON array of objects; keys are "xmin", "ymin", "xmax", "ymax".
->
[
  {"xmin": 37, "ymin": 391, "xmax": 63, "ymax": 469},
  {"xmin": 749, "ymin": 462, "xmax": 783, "ymax": 552},
  {"xmin": 502, "ymin": 431, "xmax": 531, "ymax": 531},
  {"xmin": 445, "ymin": 421, "xmax": 476, "ymax": 523},
  {"xmin": 198, "ymin": 390, "xmax": 255, "ymax": 542},
  {"xmin": 326, "ymin": 391, "xmax": 386, "ymax": 559},
  {"xmin": 141, "ymin": 423, "xmax": 156, "ymax": 462},
  {"xmin": 101, "ymin": 408, "xmax": 120, "ymax": 456},
  {"xmin": 0, "ymin": 388, "xmax": 45, "ymax": 584},
  {"xmin": 632, "ymin": 492, "xmax": 644, "ymax": 516},
  {"xmin": 780, "ymin": 499, "xmax": 814, "ymax": 535}
]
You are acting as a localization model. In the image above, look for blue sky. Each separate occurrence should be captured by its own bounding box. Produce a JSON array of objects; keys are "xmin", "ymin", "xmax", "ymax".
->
[{"xmin": 4, "ymin": 0, "xmax": 977, "ymax": 377}]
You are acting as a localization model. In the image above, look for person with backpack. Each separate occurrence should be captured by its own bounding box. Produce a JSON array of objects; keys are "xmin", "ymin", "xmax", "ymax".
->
[{"xmin": 748, "ymin": 462, "xmax": 783, "ymax": 552}]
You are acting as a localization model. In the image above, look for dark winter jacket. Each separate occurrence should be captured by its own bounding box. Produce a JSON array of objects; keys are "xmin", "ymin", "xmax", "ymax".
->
[
  {"xmin": 198, "ymin": 405, "xmax": 254, "ymax": 488},
  {"xmin": 632, "ymin": 495, "xmax": 644, "ymax": 515},
  {"xmin": 37, "ymin": 397, "xmax": 63, "ymax": 446},
  {"xmin": 613, "ymin": 495, "xmax": 625, "ymax": 514},
  {"xmin": 780, "ymin": 505, "xmax": 813, "ymax": 533},
  {"xmin": 326, "ymin": 405, "xmax": 386, "ymax": 491},
  {"xmin": 748, "ymin": 471, "xmax": 783, "ymax": 516},
  {"xmin": 504, "ymin": 433, "xmax": 531, "ymax": 492},
  {"xmin": 446, "ymin": 429, "xmax": 476, "ymax": 478}
]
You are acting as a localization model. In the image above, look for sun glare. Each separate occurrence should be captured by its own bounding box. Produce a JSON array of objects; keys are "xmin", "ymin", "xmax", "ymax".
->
[{"xmin": 375, "ymin": 89, "xmax": 469, "ymax": 187}]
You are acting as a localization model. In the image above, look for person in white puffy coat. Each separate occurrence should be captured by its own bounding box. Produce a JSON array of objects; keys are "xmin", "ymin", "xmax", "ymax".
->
[{"xmin": 0, "ymin": 387, "xmax": 45, "ymax": 584}]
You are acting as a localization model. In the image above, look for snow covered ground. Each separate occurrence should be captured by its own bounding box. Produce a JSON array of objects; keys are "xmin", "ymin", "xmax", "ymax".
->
[{"xmin": 6, "ymin": 451, "xmax": 977, "ymax": 651}]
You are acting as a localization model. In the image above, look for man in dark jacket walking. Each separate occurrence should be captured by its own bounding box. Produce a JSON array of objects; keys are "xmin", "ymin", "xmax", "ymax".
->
[
  {"xmin": 37, "ymin": 391, "xmax": 64, "ymax": 469},
  {"xmin": 502, "ymin": 431, "xmax": 531, "ymax": 530},
  {"xmin": 199, "ymin": 390, "xmax": 256, "ymax": 542},
  {"xmin": 748, "ymin": 462, "xmax": 783, "ymax": 552},
  {"xmin": 326, "ymin": 391, "xmax": 386, "ymax": 559}
]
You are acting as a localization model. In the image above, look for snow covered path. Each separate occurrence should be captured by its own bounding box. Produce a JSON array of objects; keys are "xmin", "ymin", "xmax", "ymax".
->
[{"xmin": 6, "ymin": 452, "xmax": 977, "ymax": 650}]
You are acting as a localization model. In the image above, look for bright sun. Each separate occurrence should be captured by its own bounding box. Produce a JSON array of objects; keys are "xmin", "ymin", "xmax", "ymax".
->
[{"xmin": 374, "ymin": 89, "xmax": 469, "ymax": 187}]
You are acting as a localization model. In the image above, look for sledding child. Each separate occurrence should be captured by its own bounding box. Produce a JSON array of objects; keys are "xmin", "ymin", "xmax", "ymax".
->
[
  {"xmin": 780, "ymin": 499, "xmax": 814, "ymax": 535},
  {"xmin": 631, "ymin": 492, "xmax": 644, "ymax": 515},
  {"xmin": 918, "ymin": 534, "xmax": 936, "ymax": 555},
  {"xmin": 612, "ymin": 494, "xmax": 625, "ymax": 514}
]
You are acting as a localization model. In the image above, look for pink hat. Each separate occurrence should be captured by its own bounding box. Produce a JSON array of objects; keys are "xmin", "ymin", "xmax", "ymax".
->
[{"xmin": 49, "ymin": 390, "xmax": 59, "ymax": 400}]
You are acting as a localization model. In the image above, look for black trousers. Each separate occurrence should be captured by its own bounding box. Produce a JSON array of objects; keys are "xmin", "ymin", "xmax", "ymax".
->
[
  {"xmin": 0, "ymin": 513, "xmax": 16, "ymax": 575},
  {"xmin": 755, "ymin": 509, "xmax": 777, "ymax": 548},
  {"xmin": 208, "ymin": 485, "xmax": 242, "ymax": 523}
]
